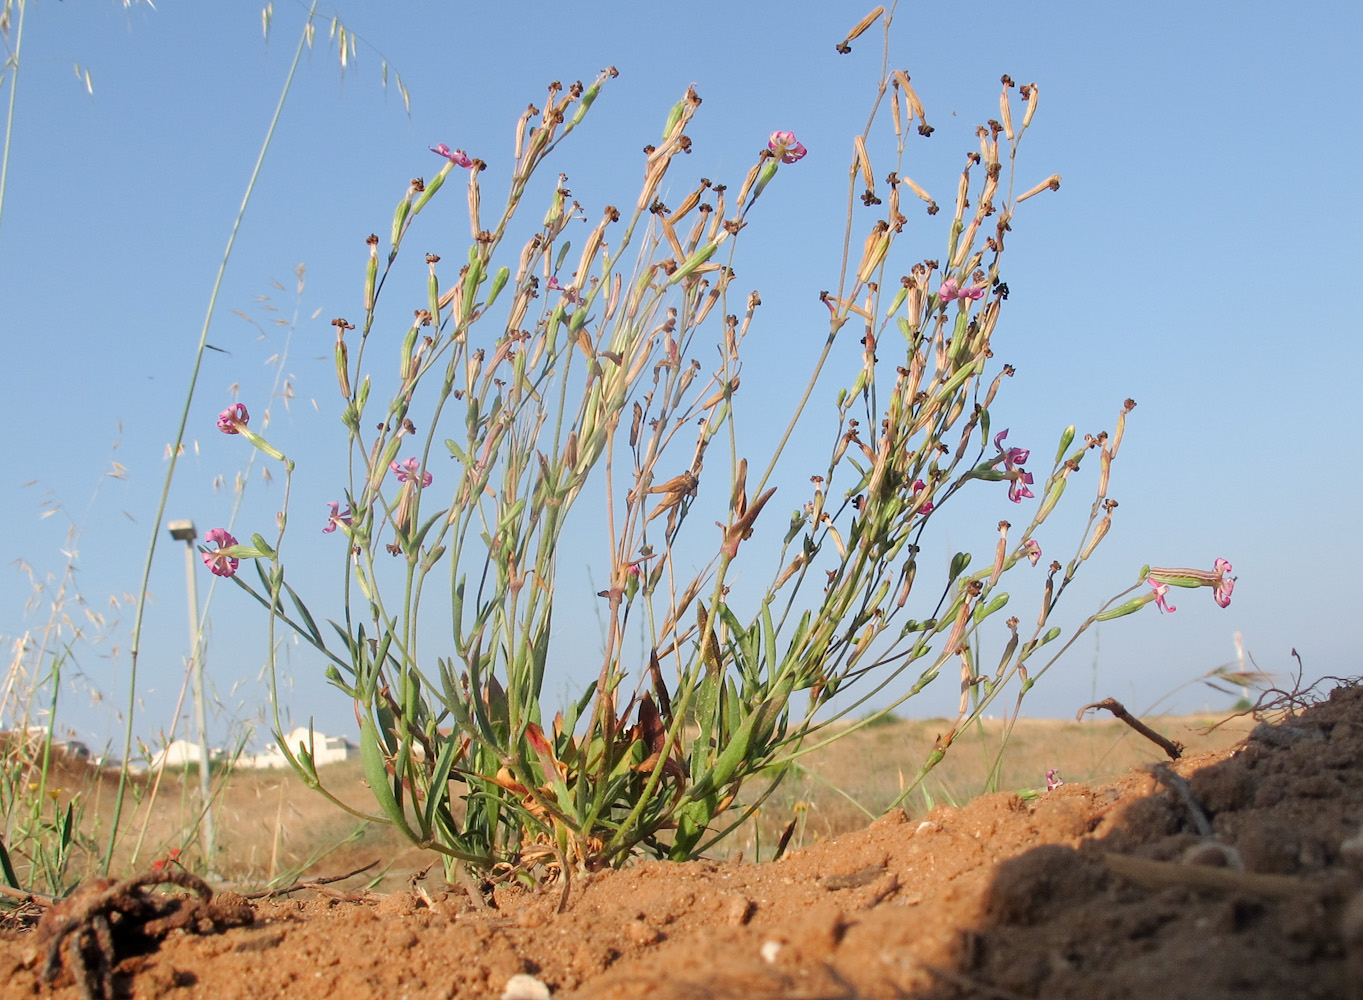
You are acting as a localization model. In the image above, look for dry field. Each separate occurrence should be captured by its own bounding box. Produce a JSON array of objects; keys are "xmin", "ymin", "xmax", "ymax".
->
[
  {"xmin": 4, "ymin": 691, "xmax": 1355, "ymax": 1000},
  {"xmin": 47, "ymin": 710, "xmax": 1258, "ymax": 889}
]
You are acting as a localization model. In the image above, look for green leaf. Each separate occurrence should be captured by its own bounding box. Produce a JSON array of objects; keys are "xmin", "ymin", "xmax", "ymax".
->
[
  {"xmin": 422, "ymin": 736, "xmax": 462, "ymax": 836},
  {"xmin": 0, "ymin": 833, "xmax": 20, "ymax": 889},
  {"xmin": 692, "ymin": 679, "xmax": 789, "ymax": 798},
  {"xmin": 360, "ymin": 716, "xmax": 410, "ymax": 834},
  {"xmin": 285, "ymin": 582, "xmax": 324, "ymax": 646}
]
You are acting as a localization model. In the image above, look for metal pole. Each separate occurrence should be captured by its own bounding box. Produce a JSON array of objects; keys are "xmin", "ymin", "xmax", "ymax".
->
[{"xmin": 174, "ymin": 526, "xmax": 216, "ymax": 873}]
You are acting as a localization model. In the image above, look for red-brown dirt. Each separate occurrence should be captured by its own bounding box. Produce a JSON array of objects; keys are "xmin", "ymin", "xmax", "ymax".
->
[{"xmin": 4, "ymin": 684, "xmax": 1361, "ymax": 1000}]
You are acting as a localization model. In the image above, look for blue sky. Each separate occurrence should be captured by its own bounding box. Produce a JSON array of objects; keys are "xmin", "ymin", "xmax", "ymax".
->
[{"xmin": 2, "ymin": 0, "xmax": 1358, "ymax": 752}]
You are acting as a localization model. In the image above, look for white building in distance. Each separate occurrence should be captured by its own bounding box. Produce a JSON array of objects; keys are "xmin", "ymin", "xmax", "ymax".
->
[{"xmin": 238, "ymin": 727, "xmax": 357, "ymax": 770}]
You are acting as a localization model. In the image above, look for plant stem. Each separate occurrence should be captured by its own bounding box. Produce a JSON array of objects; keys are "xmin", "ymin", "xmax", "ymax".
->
[{"xmin": 0, "ymin": 0, "xmax": 26, "ymax": 240}]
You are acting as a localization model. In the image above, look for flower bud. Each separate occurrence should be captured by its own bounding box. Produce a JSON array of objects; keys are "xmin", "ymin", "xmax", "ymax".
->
[
  {"xmin": 411, "ymin": 161, "xmax": 451, "ymax": 215},
  {"xmin": 1095, "ymin": 591, "xmax": 1156, "ymax": 621},
  {"xmin": 364, "ymin": 235, "xmax": 379, "ymax": 312},
  {"xmin": 1054, "ymin": 425, "xmax": 1076, "ymax": 465}
]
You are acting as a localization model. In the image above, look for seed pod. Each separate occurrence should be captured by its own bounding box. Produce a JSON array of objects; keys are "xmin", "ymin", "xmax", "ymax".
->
[
  {"xmin": 363, "ymin": 235, "xmax": 379, "ymax": 312},
  {"xmin": 334, "ymin": 338, "xmax": 351, "ymax": 399},
  {"xmin": 856, "ymin": 222, "xmax": 891, "ymax": 284},
  {"xmin": 1017, "ymin": 174, "xmax": 1062, "ymax": 203},
  {"xmin": 854, "ymin": 135, "xmax": 875, "ymax": 190},
  {"xmin": 840, "ymin": 5, "xmax": 884, "ymax": 49},
  {"xmin": 1079, "ymin": 513, "xmax": 1111, "ymax": 561},
  {"xmin": 1021, "ymin": 82, "xmax": 1039, "ymax": 128},
  {"xmin": 467, "ymin": 171, "xmax": 482, "ymax": 240},
  {"xmin": 411, "ymin": 163, "xmax": 449, "ymax": 215},
  {"xmin": 485, "ymin": 266, "xmax": 510, "ymax": 309},
  {"xmin": 999, "ymin": 78, "xmax": 1014, "ymax": 140}
]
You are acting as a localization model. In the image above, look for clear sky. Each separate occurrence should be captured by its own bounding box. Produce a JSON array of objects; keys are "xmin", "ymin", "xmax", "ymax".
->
[{"xmin": 2, "ymin": 0, "xmax": 1359, "ymax": 753}]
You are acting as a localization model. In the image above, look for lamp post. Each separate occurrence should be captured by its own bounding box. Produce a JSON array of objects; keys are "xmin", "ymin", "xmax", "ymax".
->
[{"xmin": 167, "ymin": 519, "xmax": 216, "ymax": 871}]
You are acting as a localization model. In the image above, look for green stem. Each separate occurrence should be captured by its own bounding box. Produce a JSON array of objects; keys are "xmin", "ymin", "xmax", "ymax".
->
[{"xmin": 0, "ymin": 0, "xmax": 26, "ymax": 240}]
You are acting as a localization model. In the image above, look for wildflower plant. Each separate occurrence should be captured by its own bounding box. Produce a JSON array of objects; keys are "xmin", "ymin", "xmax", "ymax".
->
[{"xmin": 211, "ymin": 10, "xmax": 1233, "ymax": 877}]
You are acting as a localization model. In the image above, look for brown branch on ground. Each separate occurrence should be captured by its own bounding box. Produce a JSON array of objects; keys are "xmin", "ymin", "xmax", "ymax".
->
[
  {"xmin": 1101, "ymin": 852, "xmax": 1310, "ymax": 899},
  {"xmin": 1077, "ymin": 697, "xmax": 1183, "ymax": 759},
  {"xmin": 0, "ymin": 883, "xmax": 56, "ymax": 908},
  {"xmin": 244, "ymin": 860, "xmax": 380, "ymax": 900}
]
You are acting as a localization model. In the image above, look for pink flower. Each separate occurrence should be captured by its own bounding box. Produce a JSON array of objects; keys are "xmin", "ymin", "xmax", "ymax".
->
[
  {"xmin": 1024, "ymin": 539, "xmax": 1042, "ymax": 566},
  {"xmin": 1213, "ymin": 557, "xmax": 1235, "ymax": 608},
  {"xmin": 1045, "ymin": 769, "xmax": 1064, "ymax": 792},
  {"xmin": 1148, "ymin": 560, "xmax": 1236, "ymax": 609},
  {"xmin": 201, "ymin": 528, "xmax": 239, "ymax": 578},
  {"xmin": 994, "ymin": 429, "xmax": 1033, "ymax": 503},
  {"xmin": 911, "ymin": 479, "xmax": 934, "ymax": 514},
  {"xmin": 545, "ymin": 274, "xmax": 580, "ymax": 303},
  {"xmin": 994, "ymin": 429, "xmax": 1030, "ymax": 469},
  {"xmin": 216, "ymin": 403, "xmax": 249, "ymax": 434},
  {"xmin": 390, "ymin": 458, "xmax": 433, "ymax": 488},
  {"xmin": 1147, "ymin": 578, "xmax": 1176, "ymax": 614},
  {"xmin": 940, "ymin": 278, "xmax": 985, "ymax": 303},
  {"xmin": 429, "ymin": 144, "xmax": 474, "ymax": 168},
  {"xmin": 767, "ymin": 130, "xmax": 807, "ymax": 163},
  {"xmin": 1008, "ymin": 471, "xmax": 1035, "ymax": 503},
  {"xmin": 323, "ymin": 502, "xmax": 352, "ymax": 534}
]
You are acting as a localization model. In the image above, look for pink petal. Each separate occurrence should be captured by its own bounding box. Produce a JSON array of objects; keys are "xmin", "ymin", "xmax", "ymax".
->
[
  {"xmin": 1214, "ymin": 577, "xmax": 1235, "ymax": 608},
  {"xmin": 216, "ymin": 403, "xmax": 249, "ymax": 434},
  {"xmin": 429, "ymin": 143, "xmax": 474, "ymax": 168},
  {"xmin": 1147, "ymin": 578, "xmax": 1176, "ymax": 614}
]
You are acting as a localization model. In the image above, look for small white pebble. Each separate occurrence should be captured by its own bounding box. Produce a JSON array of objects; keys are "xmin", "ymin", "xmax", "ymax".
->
[
  {"xmin": 502, "ymin": 973, "xmax": 551, "ymax": 1000},
  {"xmin": 760, "ymin": 940, "xmax": 783, "ymax": 964},
  {"xmin": 1341, "ymin": 830, "xmax": 1363, "ymax": 866},
  {"xmin": 915, "ymin": 820, "xmax": 939, "ymax": 835}
]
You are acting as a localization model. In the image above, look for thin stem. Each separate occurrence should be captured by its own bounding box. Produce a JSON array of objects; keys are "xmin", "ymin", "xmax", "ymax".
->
[{"xmin": 0, "ymin": 0, "xmax": 26, "ymax": 240}]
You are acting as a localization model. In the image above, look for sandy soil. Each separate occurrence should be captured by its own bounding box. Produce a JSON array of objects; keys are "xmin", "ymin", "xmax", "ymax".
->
[{"xmin": 3, "ymin": 685, "xmax": 1360, "ymax": 1000}]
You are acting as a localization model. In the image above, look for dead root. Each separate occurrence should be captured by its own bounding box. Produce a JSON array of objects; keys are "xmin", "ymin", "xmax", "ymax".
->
[{"xmin": 27, "ymin": 867, "xmax": 253, "ymax": 1000}]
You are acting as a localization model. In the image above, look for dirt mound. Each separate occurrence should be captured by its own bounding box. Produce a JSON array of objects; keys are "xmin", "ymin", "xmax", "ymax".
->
[{"xmin": 4, "ymin": 686, "xmax": 1361, "ymax": 999}]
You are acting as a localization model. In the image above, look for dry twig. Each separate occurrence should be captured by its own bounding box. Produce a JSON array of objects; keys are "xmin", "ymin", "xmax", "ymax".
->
[
  {"xmin": 1078, "ymin": 697, "xmax": 1183, "ymax": 759},
  {"xmin": 244, "ymin": 860, "xmax": 379, "ymax": 900}
]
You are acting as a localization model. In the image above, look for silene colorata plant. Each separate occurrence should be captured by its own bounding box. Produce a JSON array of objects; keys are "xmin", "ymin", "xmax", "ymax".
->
[{"xmin": 204, "ymin": 8, "xmax": 1235, "ymax": 884}]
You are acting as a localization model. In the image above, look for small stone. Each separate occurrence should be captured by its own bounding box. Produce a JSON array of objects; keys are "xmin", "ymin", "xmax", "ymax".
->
[
  {"xmin": 725, "ymin": 894, "xmax": 754, "ymax": 926},
  {"xmin": 871, "ymin": 808, "xmax": 909, "ymax": 829},
  {"xmin": 502, "ymin": 972, "xmax": 551, "ymax": 1000},
  {"xmin": 760, "ymin": 940, "xmax": 783, "ymax": 964},
  {"xmin": 516, "ymin": 908, "xmax": 547, "ymax": 929},
  {"xmin": 625, "ymin": 918, "xmax": 660, "ymax": 946},
  {"xmin": 373, "ymin": 891, "xmax": 419, "ymax": 918},
  {"xmin": 1342, "ymin": 832, "xmax": 1363, "ymax": 869}
]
